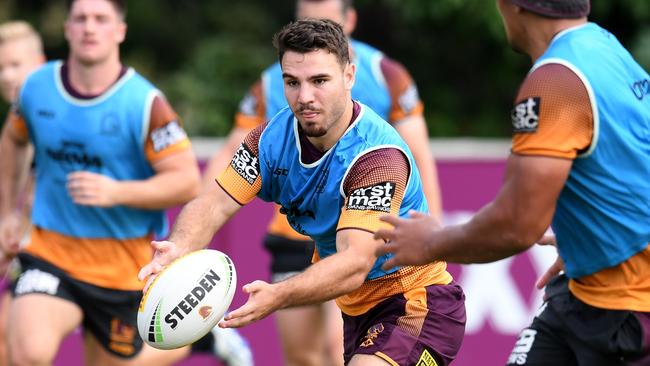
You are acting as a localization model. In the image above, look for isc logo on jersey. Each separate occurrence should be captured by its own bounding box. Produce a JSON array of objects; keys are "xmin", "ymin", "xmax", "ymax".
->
[
  {"xmin": 347, "ymin": 181, "xmax": 395, "ymax": 213},
  {"xmin": 512, "ymin": 97, "xmax": 540, "ymax": 133},
  {"xmin": 231, "ymin": 144, "xmax": 260, "ymax": 185}
]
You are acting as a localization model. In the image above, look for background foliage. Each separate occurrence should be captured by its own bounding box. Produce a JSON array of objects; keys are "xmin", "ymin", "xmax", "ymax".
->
[{"xmin": 1, "ymin": 0, "xmax": 648, "ymax": 137}]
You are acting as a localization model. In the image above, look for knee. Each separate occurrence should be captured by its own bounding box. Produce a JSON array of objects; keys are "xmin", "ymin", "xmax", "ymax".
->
[{"xmin": 8, "ymin": 336, "xmax": 58, "ymax": 366}]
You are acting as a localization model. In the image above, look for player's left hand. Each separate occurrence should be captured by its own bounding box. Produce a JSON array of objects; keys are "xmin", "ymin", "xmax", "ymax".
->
[
  {"xmin": 374, "ymin": 210, "xmax": 440, "ymax": 270},
  {"xmin": 219, "ymin": 280, "xmax": 279, "ymax": 328},
  {"xmin": 67, "ymin": 171, "xmax": 120, "ymax": 207}
]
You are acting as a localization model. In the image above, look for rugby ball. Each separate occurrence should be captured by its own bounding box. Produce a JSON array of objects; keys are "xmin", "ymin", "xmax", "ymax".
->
[{"xmin": 137, "ymin": 249, "xmax": 237, "ymax": 350}]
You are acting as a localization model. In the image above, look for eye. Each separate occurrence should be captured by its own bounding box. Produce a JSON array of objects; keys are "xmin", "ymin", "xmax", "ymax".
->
[
  {"xmin": 285, "ymin": 79, "xmax": 298, "ymax": 88},
  {"xmin": 314, "ymin": 78, "xmax": 327, "ymax": 85}
]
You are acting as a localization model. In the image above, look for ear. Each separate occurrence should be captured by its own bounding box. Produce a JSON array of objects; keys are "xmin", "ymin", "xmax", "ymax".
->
[
  {"xmin": 116, "ymin": 22, "xmax": 127, "ymax": 45},
  {"xmin": 344, "ymin": 62, "xmax": 355, "ymax": 90},
  {"xmin": 63, "ymin": 20, "xmax": 71, "ymax": 44}
]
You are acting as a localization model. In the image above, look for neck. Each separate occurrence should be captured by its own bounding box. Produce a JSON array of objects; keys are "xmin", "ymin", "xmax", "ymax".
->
[
  {"xmin": 525, "ymin": 17, "xmax": 587, "ymax": 62},
  {"xmin": 307, "ymin": 98, "xmax": 354, "ymax": 152},
  {"xmin": 66, "ymin": 54, "xmax": 122, "ymax": 96}
]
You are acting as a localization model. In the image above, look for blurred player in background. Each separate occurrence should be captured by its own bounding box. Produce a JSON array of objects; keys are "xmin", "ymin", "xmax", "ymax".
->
[
  {"xmin": 141, "ymin": 18, "xmax": 465, "ymax": 366},
  {"xmin": 0, "ymin": 21, "xmax": 44, "ymax": 105},
  {"xmin": 0, "ymin": 1, "xmax": 254, "ymax": 365},
  {"xmin": 0, "ymin": 20, "xmax": 45, "ymax": 366},
  {"xmin": 375, "ymin": 0, "xmax": 650, "ymax": 364},
  {"xmin": 202, "ymin": 0, "xmax": 442, "ymax": 364}
]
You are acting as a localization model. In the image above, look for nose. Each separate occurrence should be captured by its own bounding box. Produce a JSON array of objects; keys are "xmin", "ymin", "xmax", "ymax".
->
[
  {"xmin": 82, "ymin": 17, "xmax": 97, "ymax": 33},
  {"xmin": 297, "ymin": 84, "xmax": 314, "ymax": 105}
]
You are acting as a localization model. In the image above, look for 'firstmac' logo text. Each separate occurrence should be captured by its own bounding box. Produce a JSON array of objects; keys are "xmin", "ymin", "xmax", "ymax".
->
[
  {"xmin": 511, "ymin": 97, "xmax": 540, "ymax": 133},
  {"xmin": 347, "ymin": 182, "xmax": 395, "ymax": 213},
  {"xmin": 231, "ymin": 144, "xmax": 259, "ymax": 185}
]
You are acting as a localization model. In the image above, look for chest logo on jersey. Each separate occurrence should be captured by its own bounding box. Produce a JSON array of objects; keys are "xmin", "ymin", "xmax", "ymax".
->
[
  {"xmin": 631, "ymin": 79, "xmax": 649, "ymax": 101},
  {"xmin": 151, "ymin": 120, "xmax": 187, "ymax": 152},
  {"xmin": 37, "ymin": 109, "xmax": 56, "ymax": 119},
  {"xmin": 511, "ymin": 97, "xmax": 540, "ymax": 133},
  {"xmin": 231, "ymin": 143, "xmax": 260, "ymax": 185},
  {"xmin": 46, "ymin": 141, "xmax": 103, "ymax": 171},
  {"xmin": 347, "ymin": 181, "xmax": 395, "ymax": 213}
]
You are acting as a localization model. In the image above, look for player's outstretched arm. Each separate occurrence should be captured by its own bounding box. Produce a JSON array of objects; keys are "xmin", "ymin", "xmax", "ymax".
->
[
  {"xmin": 376, "ymin": 154, "xmax": 572, "ymax": 267},
  {"xmin": 138, "ymin": 184, "xmax": 242, "ymax": 288},
  {"xmin": 68, "ymin": 149, "xmax": 200, "ymax": 209},
  {"xmin": 220, "ymin": 229, "xmax": 378, "ymax": 328}
]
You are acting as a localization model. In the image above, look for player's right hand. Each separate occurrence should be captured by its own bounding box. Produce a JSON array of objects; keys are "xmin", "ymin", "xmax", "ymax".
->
[
  {"xmin": 138, "ymin": 240, "xmax": 185, "ymax": 293},
  {"xmin": 0, "ymin": 212, "xmax": 23, "ymax": 257},
  {"xmin": 535, "ymin": 234, "xmax": 564, "ymax": 290}
]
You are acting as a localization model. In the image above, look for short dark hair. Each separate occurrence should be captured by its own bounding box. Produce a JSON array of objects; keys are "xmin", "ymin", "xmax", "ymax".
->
[
  {"xmin": 511, "ymin": 0, "xmax": 590, "ymax": 19},
  {"xmin": 273, "ymin": 18, "xmax": 350, "ymax": 67},
  {"xmin": 66, "ymin": 0, "xmax": 127, "ymax": 18}
]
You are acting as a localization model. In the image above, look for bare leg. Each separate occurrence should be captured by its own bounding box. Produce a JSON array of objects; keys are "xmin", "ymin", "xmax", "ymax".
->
[
  {"xmin": 275, "ymin": 304, "xmax": 326, "ymax": 366},
  {"xmin": 8, "ymin": 294, "xmax": 82, "ymax": 366},
  {"xmin": 347, "ymin": 354, "xmax": 392, "ymax": 366},
  {"xmin": 83, "ymin": 333, "xmax": 190, "ymax": 366},
  {"xmin": 323, "ymin": 300, "xmax": 344, "ymax": 366}
]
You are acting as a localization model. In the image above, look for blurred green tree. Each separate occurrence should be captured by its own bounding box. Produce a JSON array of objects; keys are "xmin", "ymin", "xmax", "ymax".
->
[{"xmin": 1, "ymin": 0, "xmax": 647, "ymax": 137}]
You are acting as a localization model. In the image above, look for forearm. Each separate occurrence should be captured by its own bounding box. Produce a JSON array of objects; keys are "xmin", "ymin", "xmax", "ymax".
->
[
  {"xmin": 273, "ymin": 246, "xmax": 373, "ymax": 309},
  {"xmin": 0, "ymin": 130, "xmax": 29, "ymax": 216},
  {"xmin": 168, "ymin": 187, "xmax": 241, "ymax": 254},
  {"xmin": 115, "ymin": 167, "xmax": 200, "ymax": 210},
  {"xmin": 427, "ymin": 155, "xmax": 566, "ymax": 263},
  {"xmin": 433, "ymin": 202, "xmax": 535, "ymax": 263}
]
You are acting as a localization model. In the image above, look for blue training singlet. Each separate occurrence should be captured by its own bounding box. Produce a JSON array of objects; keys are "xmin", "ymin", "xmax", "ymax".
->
[
  {"xmin": 18, "ymin": 61, "xmax": 168, "ymax": 240},
  {"xmin": 256, "ymin": 103, "xmax": 428, "ymax": 280},
  {"xmin": 534, "ymin": 23, "xmax": 650, "ymax": 278}
]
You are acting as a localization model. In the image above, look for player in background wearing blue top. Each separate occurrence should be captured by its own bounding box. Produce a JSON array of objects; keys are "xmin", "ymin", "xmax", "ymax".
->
[
  {"xmin": 202, "ymin": 1, "xmax": 442, "ymax": 364},
  {"xmin": 375, "ymin": 0, "xmax": 650, "ymax": 364},
  {"xmin": 0, "ymin": 1, "xmax": 251, "ymax": 365},
  {"xmin": 0, "ymin": 20, "xmax": 45, "ymax": 366}
]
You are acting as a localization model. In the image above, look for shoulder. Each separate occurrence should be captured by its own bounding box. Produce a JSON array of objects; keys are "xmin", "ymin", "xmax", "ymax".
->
[
  {"xmin": 343, "ymin": 147, "xmax": 410, "ymax": 194},
  {"xmin": 21, "ymin": 61, "xmax": 57, "ymax": 89},
  {"xmin": 517, "ymin": 62, "xmax": 590, "ymax": 105},
  {"xmin": 379, "ymin": 56, "xmax": 413, "ymax": 81},
  {"xmin": 126, "ymin": 67, "xmax": 158, "ymax": 91}
]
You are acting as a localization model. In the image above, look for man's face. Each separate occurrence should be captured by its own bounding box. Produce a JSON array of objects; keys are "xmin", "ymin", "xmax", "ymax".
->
[
  {"xmin": 296, "ymin": 0, "xmax": 355, "ymax": 36},
  {"xmin": 282, "ymin": 49, "xmax": 354, "ymax": 138},
  {"xmin": 0, "ymin": 40, "xmax": 43, "ymax": 102},
  {"xmin": 64, "ymin": 0, "xmax": 126, "ymax": 65}
]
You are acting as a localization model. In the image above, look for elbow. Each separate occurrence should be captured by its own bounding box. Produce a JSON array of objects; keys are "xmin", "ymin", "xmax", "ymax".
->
[
  {"xmin": 346, "ymin": 256, "xmax": 374, "ymax": 292},
  {"xmin": 179, "ymin": 170, "xmax": 201, "ymax": 203},
  {"xmin": 501, "ymin": 223, "xmax": 546, "ymax": 253}
]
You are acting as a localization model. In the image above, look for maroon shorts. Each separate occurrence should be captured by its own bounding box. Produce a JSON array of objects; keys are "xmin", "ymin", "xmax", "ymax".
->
[{"xmin": 342, "ymin": 281, "xmax": 465, "ymax": 365}]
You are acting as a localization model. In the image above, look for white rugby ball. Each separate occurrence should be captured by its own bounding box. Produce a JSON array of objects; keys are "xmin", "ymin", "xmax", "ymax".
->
[{"xmin": 137, "ymin": 249, "xmax": 237, "ymax": 350}]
